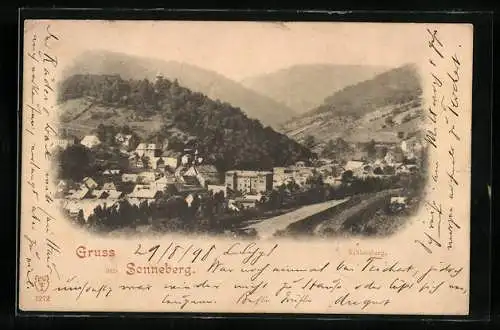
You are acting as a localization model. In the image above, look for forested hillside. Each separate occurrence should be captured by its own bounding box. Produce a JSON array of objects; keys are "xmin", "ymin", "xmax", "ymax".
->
[
  {"xmin": 281, "ymin": 64, "xmax": 423, "ymax": 146},
  {"xmin": 312, "ymin": 64, "xmax": 422, "ymax": 118},
  {"xmin": 59, "ymin": 74, "xmax": 313, "ymax": 171},
  {"xmin": 62, "ymin": 50, "xmax": 297, "ymax": 127}
]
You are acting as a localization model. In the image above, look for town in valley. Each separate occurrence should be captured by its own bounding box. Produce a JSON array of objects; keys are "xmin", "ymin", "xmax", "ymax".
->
[{"xmin": 52, "ymin": 62, "xmax": 427, "ymax": 239}]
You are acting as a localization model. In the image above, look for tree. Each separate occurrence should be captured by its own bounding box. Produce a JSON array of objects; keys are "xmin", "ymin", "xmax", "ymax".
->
[
  {"xmin": 76, "ymin": 209, "xmax": 85, "ymax": 226},
  {"xmin": 384, "ymin": 166, "xmax": 395, "ymax": 175},
  {"xmin": 141, "ymin": 155, "xmax": 150, "ymax": 169},
  {"xmin": 321, "ymin": 139, "xmax": 336, "ymax": 157},
  {"xmin": 117, "ymin": 199, "xmax": 135, "ymax": 227},
  {"xmin": 164, "ymin": 184, "xmax": 178, "ymax": 197},
  {"xmin": 59, "ymin": 144, "xmax": 94, "ymax": 181},
  {"xmin": 286, "ymin": 180, "xmax": 300, "ymax": 192},
  {"xmin": 96, "ymin": 124, "xmax": 107, "ymax": 142},
  {"xmin": 138, "ymin": 200, "xmax": 150, "ymax": 225},
  {"xmin": 385, "ymin": 116, "xmax": 395, "ymax": 126},
  {"xmin": 265, "ymin": 189, "xmax": 281, "ymax": 210},
  {"xmin": 364, "ymin": 139, "xmax": 377, "ymax": 158},
  {"xmin": 303, "ymin": 135, "xmax": 316, "ymax": 149},
  {"xmin": 341, "ymin": 170, "xmax": 354, "ymax": 182},
  {"xmin": 213, "ymin": 191, "xmax": 225, "ymax": 215},
  {"xmin": 335, "ymin": 137, "xmax": 349, "ymax": 152},
  {"xmin": 376, "ymin": 146, "xmax": 388, "ymax": 159},
  {"xmin": 122, "ymin": 125, "xmax": 132, "ymax": 134},
  {"xmin": 306, "ymin": 173, "xmax": 324, "ymax": 187}
]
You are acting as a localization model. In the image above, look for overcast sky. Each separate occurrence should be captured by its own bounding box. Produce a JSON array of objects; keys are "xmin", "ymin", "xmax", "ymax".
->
[{"xmin": 26, "ymin": 20, "xmax": 470, "ymax": 81}]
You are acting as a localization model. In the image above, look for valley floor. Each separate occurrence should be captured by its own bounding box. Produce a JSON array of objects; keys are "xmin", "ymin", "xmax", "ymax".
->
[{"xmin": 102, "ymin": 188, "xmax": 417, "ymax": 240}]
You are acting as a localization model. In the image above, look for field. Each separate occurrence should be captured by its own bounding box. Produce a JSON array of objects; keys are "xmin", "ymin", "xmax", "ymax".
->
[
  {"xmin": 58, "ymin": 97, "xmax": 165, "ymax": 139},
  {"xmin": 314, "ymin": 188, "xmax": 405, "ymax": 237},
  {"xmin": 282, "ymin": 100, "xmax": 423, "ymax": 145}
]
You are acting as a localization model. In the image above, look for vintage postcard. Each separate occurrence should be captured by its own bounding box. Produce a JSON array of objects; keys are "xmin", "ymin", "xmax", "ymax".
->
[{"xmin": 19, "ymin": 20, "xmax": 472, "ymax": 315}]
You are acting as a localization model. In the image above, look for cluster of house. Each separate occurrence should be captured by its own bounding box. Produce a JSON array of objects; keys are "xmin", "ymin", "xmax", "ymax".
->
[{"xmin": 54, "ymin": 131, "xmax": 423, "ymax": 221}]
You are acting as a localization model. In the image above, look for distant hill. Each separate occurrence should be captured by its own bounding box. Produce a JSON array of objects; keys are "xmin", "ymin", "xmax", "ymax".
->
[
  {"xmin": 62, "ymin": 50, "xmax": 297, "ymax": 127},
  {"xmin": 281, "ymin": 64, "xmax": 424, "ymax": 149},
  {"xmin": 58, "ymin": 74, "xmax": 313, "ymax": 171},
  {"xmin": 240, "ymin": 64, "xmax": 388, "ymax": 114}
]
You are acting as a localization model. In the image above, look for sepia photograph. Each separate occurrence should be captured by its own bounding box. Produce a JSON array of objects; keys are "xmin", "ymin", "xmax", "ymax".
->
[
  {"xmin": 50, "ymin": 21, "xmax": 427, "ymax": 240},
  {"xmin": 20, "ymin": 19, "xmax": 473, "ymax": 314}
]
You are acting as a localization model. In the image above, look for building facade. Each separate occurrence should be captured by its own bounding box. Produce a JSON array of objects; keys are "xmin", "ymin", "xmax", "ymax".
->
[
  {"xmin": 225, "ymin": 170, "xmax": 273, "ymax": 194},
  {"xmin": 135, "ymin": 143, "xmax": 161, "ymax": 159}
]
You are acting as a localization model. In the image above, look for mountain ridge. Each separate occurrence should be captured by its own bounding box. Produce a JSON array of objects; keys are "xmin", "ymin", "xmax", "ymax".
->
[
  {"xmin": 62, "ymin": 50, "xmax": 297, "ymax": 127},
  {"xmin": 281, "ymin": 63, "xmax": 424, "ymax": 148},
  {"xmin": 240, "ymin": 64, "xmax": 389, "ymax": 113}
]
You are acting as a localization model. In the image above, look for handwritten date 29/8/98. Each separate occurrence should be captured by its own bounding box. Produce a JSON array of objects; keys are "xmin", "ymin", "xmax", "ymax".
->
[
  {"xmin": 134, "ymin": 243, "xmax": 216, "ymax": 265},
  {"xmin": 134, "ymin": 242, "xmax": 279, "ymax": 266}
]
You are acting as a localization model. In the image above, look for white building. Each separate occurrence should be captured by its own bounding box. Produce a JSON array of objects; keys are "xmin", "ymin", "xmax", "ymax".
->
[
  {"xmin": 164, "ymin": 157, "xmax": 178, "ymax": 169},
  {"xmin": 181, "ymin": 154, "xmax": 191, "ymax": 165},
  {"xmin": 115, "ymin": 133, "xmax": 134, "ymax": 149},
  {"xmin": 80, "ymin": 135, "xmax": 101, "ymax": 149},
  {"xmin": 49, "ymin": 138, "xmax": 75, "ymax": 151},
  {"xmin": 344, "ymin": 160, "xmax": 365, "ymax": 172},
  {"xmin": 128, "ymin": 184, "xmax": 160, "ymax": 200},
  {"xmin": 81, "ymin": 177, "xmax": 98, "ymax": 190}
]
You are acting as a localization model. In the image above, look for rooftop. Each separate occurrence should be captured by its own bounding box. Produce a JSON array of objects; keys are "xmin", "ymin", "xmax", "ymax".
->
[
  {"xmin": 136, "ymin": 143, "xmax": 161, "ymax": 150},
  {"xmin": 226, "ymin": 170, "xmax": 273, "ymax": 177}
]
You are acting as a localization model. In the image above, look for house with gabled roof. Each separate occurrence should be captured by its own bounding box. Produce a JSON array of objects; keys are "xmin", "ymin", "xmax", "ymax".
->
[
  {"xmin": 182, "ymin": 175, "xmax": 201, "ymax": 187},
  {"xmin": 91, "ymin": 189, "xmax": 106, "ymax": 199},
  {"xmin": 56, "ymin": 179, "xmax": 70, "ymax": 193},
  {"xmin": 183, "ymin": 164, "xmax": 221, "ymax": 187},
  {"xmin": 82, "ymin": 177, "xmax": 98, "ymax": 190},
  {"xmin": 128, "ymin": 184, "xmax": 161, "ymax": 200},
  {"xmin": 102, "ymin": 182, "xmax": 117, "ymax": 191},
  {"xmin": 103, "ymin": 190, "xmax": 123, "ymax": 200},
  {"xmin": 194, "ymin": 165, "xmax": 221, "ymax": 187},
  {"xmin": 137, "ymin": 171, "xmax": 158, "ymax": 184},
  {"xmin": 68, "ymin": 187, "xmax": 91, "ymax": 200},
  {"xmin": 103, "ymin": 169, "xmax": 121, "ymax": 176},
  {"xmin": 154, "ymin": 175, "xmax": 176, "ymax": 191}
]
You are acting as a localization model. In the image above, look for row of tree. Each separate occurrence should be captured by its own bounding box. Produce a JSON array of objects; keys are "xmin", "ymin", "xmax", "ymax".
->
[
  {"xmin": 73, "ymin": 168, "xmax": 425, "ymax": 235},
  {"xmin": 73, "ymin": 189, "xmax": 228, "ymax": 233}
]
